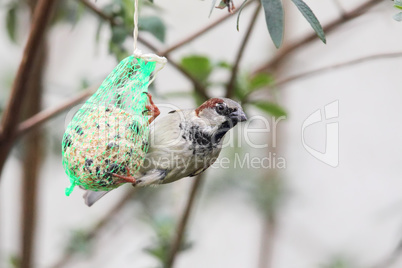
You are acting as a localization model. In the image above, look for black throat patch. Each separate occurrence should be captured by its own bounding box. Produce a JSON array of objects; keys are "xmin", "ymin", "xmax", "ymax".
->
[{"xmin": 180, "ymin": 120, "xmax": 234, "ymax": 155}]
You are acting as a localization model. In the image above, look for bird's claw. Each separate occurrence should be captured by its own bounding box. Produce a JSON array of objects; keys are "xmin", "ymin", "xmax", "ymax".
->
[
  {"xmin": 144, "ymin": 92, "xmax": 160, "ymax": 124},
  {"xmin": 112, "ymin": 167, "xmax": 136, "ymax": 184}
]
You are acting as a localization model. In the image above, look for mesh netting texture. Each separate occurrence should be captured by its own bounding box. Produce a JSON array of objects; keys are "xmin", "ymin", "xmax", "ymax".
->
[{"xmin": 62, "ymin": 56, "xmax": 156, "ymax": 196}]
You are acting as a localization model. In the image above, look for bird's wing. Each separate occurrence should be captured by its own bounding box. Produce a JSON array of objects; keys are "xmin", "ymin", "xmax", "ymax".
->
[
  {"xmin": 83, "ymin": 190, "xmax": 109, "ymax": 207},
  {"xmin": 135, "ymin": 169, "xmax": 168, "ymax": 187},
  {"xmin": 148, "ymin": 109, "xmax": 192, "ymax": 150}
]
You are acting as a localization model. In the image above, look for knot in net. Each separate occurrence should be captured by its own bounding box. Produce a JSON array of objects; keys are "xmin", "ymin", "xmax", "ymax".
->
[{"xmin": 62, "ymin": 56, "xmax": 157, "ymax": 196}]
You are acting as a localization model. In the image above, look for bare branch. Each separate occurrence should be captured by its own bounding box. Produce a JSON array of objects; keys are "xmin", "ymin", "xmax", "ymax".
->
[
  {"xmin": 51, "ymin": 189, "xmax": 136, "ymax": 268},
  {"xmin": 244, "ymin": 51, "xmax": 402, "ymax": 104},
  {"xmin": 252, "ymin": 0, "xmax": 383, "ymax": 74},
  {"xmin": 165, "ymin": 174, "xmax": 204, "ymax": 268},
  {"xmin": 332, "ymin": 0, "xmax": 347, "ymax": 16},
  {"xmin": 159, "ymin": 1, "xmax": 254, "ymax": 56},
  {"xmin": 0, "ymin": 0, "xmax": 57, "ymax": 177},
  {"xmin": 79, "ymin": 0, "xmax": 118, "ymax": 25},
  {"xmin": 226, "ymin": 2, "xmax": 261, "ymax": 98},
  {"xmin": 77, "ymin": 0, "xmax": 209, "ymax": 100},
  {"xmin": 16, "ymin": 87, "xmax": 96, "ymax": 138},
  {"xmin": 371, "ymin": 239, "xmax": 402, "ymax": 268},
  {"xmin": 244, "ymin": 51, "xmax": 402, "ymax": 102},
  {"xmin": 166, "ymin": 57, "xmax": 209, "ymax": 100},
  {"xmin": 20, "ymin": 7, "xmax": 47, "ymax": 266},
  {"xmin": 258, "ymin": 216, "xmax": 276, "ymax": 268},
  {"xmin": 274, "ymin": 51, "xmax": 402, "ymax": 87}
]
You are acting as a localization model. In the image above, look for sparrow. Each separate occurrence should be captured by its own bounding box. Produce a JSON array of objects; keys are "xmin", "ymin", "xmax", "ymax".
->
[{"xmin": 84, "ymin": 97, "xmax": 247, "ymax": 206}]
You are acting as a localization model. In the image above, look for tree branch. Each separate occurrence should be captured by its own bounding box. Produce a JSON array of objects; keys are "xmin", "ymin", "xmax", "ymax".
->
[
  {"xmin": 16, "ymin": 87, "xmax": 96, "ymax": 138},
  {"xmin": 371, "ymin": 239, "xmax": 402, "ymax": 268},
  {"xmin": 51, "ymin": 189, "xmax": 136, "ymax": 268},
  {"xmin": 0, "ymin": 0, "xmax": 57, "ymax": 177},
  {"xmin": 166, "ymin": 58, "xmax": 209, "ymax": 100},
  {"xmin": 244, "ymin": 51, "xmax": 402, "ymax": 102},
  {"xmin": 252, "ymin": 0, "xmax": 383, "ymax": 74},
  {"xmin": 332, "ymin": 0, "xmax": 347, "ymax": 17},
  {"xmin": 226, "ymin": 2, "xmax": 261, "ymax": 98},
  {"xmin": 77, "ymin": 0, "xmax": 210, "ymax": 100},
  {"xmin": 79, "ymin": 0, "xmax": 118, "ymax": 25},
  {"xmin": 258, "ymin": 216, "xmax": 276, "ymax": 268},
  {"xmin": 165, "ymin": 174, "xmax": 204, "ymax": 268},
  {"xmin": 159, "ymin": 1, "xmax": 253, "ymax": 56},
  {"xmin": 274, "ymin": 51, "xmax": 402, "ymax": 87},
  {"xmin": 20, "ymin": 2, "xmax": 47, "ymax": 266}
]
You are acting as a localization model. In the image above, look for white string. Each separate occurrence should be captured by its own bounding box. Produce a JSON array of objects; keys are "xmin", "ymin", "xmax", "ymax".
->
[
  {"xmin": 132, "ymin": 0, "xmax": 167, "ymax": 68},
  {"xmin": 133, "ymin": 0, "xmax": 139, "ymax": 52}
]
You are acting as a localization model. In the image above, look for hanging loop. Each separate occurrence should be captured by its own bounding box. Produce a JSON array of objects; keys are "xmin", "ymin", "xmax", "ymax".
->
[{"xmin": 132, "ymin": 0, "xmax": 167, "ymax": 70}]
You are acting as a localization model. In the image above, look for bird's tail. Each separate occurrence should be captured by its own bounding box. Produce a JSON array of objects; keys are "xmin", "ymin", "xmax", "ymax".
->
[{"xmin": 83, "ymin": 190, "xmax": 109, "ymax": 207}]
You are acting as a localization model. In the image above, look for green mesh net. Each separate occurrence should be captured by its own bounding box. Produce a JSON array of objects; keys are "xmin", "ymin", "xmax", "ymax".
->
[{"xmin": 62, "ymin": 56, "xmax": 156, "ymax": 196}]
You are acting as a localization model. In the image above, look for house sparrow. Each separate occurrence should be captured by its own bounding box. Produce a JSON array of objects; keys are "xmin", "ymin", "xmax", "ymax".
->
[{"xmin": 84, "ymin": 97, "xmax": 247, "ymax": 206}]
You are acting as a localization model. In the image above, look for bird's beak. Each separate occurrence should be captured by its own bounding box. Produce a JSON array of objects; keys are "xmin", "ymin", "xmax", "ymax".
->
[{"xmin": 230, "ymin": 110, "xmax": 247, "ymax": 122}]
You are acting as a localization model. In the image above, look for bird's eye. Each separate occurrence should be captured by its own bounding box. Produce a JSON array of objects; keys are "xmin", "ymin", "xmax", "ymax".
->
[{"xmin": 216, "ymin": 103, "xmax": 226, "ymax": 115}]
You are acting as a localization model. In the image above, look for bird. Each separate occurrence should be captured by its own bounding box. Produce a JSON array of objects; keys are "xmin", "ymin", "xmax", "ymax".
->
[{"xmin": 84, "ymin": 97, "xmax": 247, "ymax": 206}]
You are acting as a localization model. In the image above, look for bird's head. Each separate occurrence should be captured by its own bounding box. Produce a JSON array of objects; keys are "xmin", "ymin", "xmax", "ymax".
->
[{"xmin": 194, "ymin": 98, "xmax": 247, "ymax": 142}]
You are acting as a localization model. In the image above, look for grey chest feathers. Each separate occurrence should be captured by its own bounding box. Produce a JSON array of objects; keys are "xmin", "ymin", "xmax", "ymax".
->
[{"xmin": 179, "ymin": 122, "xmax": 228, "ymax": 156}]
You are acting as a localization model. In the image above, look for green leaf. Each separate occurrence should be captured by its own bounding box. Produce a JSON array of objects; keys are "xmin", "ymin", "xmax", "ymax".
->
[
  {"xmin": 122, "ymin": 0, "xmax": 135, "ymax": 25},
  {"xmin": 8, "ymin": 254, "xmax": 20, "ymax": 268},
  {"xmin": 143, "ymin": 216, "xmax": 192, "ymax": 264},
  {"xmin": 52, "ymin": 1, "xmax": 85, "ymax": 26},
  {"xmin": 109, "ymin": 41, "xmax": 129, "ymax": 61},
  {"xmin": 217, "ymin": 0, "xmax": 228, "ymax": 9},
  {"xmin": 249, "ymin": 73, "xmax": 274, "ymax": 90},
  {"xmin": 66, "ymin": 229, "xmax": 92, "ymax": 255},
  {"xmin": 139, "ymin": 16, "xmax": 166, "ymax": 42},
  {"xmin": 291, "ymin": 0, "xmax": 326, "ymax": 43},
  {"xmin": 236, "ymin": 0, "xmax": 249, "ymax": 31},
  {"xmin": 181, "ymin": 55, "xmax": 213, "ymax": 83},
  {"xmin": 6, "ymin": 5, "xmax": 17, "ymax": 43},
  {"xmin": 95, "ymin": 21, "xmax": 104, "ymax": 43},
  {"xmin": 319, "ymin": 256, "xmax": 356, "ymax": 268},
  {"xmin": 111, "ymin": 25, "xmax": 128, "ymax": 45},
  {"xmin": 394, "ymin": 12, "xmax": 402, "ymax": 21},
  {"xmin": 395, "ymin": 0, "xmax": 402, "ymax": 9},
  {"xmin": 234, "ymin": 73, "xmax": 249, "ymax": 99},
  {"xmin": 251, "ymin": 177, "xmax": 285, "ymax": 218},
  {"xmin": 216, "ymin": 61, "xmax": 232, "ymax": 69},
  {"xmin": 209, "ymin": 0, "xmax": 219, "ymax": 17},
  {"xmin": 261, "ymin": 0, "xmax": 284, "ymax": 48},
  {"xmin": 251, "ymin": 101, "xmax": 287, "ymax": 117}
]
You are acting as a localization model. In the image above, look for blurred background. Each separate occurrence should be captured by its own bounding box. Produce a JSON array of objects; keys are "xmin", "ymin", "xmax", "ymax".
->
[{"xmin": 1, "ymin": 0, "xmax": 402, "ymax": 267}]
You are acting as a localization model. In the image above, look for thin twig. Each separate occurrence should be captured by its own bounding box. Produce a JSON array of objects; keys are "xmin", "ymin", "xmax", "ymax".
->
[
  {"xmin": 332, "ymin": 0, "xmax": 347, "ymax": 16},
  {"xmin": 0, "ymin": 0, "xmax": 57, "ymax": 178},
  {"xmin": 244, "ymin": 51, "xmax": 402, "ymax": 101},
  {"xmin": 77, "ymin": 0, "xmax": 209, "ymax": 100},
  {"xmin": 166, "ymin": 58, "xmax": 209, "ymax": 100},
  {"xmin": 51, "ymin": 189, "xmax": 136, "ymax": 268},
  {"xmin": 15, "ymin": 60, "xmax": 209, "ymax": 139},
  {"xmin": 258, "ymin": 216, "xmax": 276, "ymax": 268},
  {"xmin": 16, "ymin": 87, "xmax": 96, "ymax": 138},
  {"xmin": 20, "ymin": 3, "xmax": 47, "ymax": 265},
  {"xmin": 13, "ymin": 0, "xmax": 225, "ymax": 142},
  {"xmin": 274, "ymin": 51, "xmax": 402, "ymax": 87},
  {"xmin": 252, "ymin": 0, "xmax": 383, "ymax": 74},
  {"xmin": 159, "ymin": 1, "xmax": 253, "ymax": 56},
  {"xmin": 371, "ymin": 239, "xmax": 402, "ymax": 268},
  {"xmin": 226, "ymin": 2, "xmax": 261, "ymax": 98},
  {"xmin": 165, "ymin": 174, "xmax": 204, "ymax": 268},
  {"xmin": 79, "ymin": 0, "xmax": 118, "ymax": 25}
]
